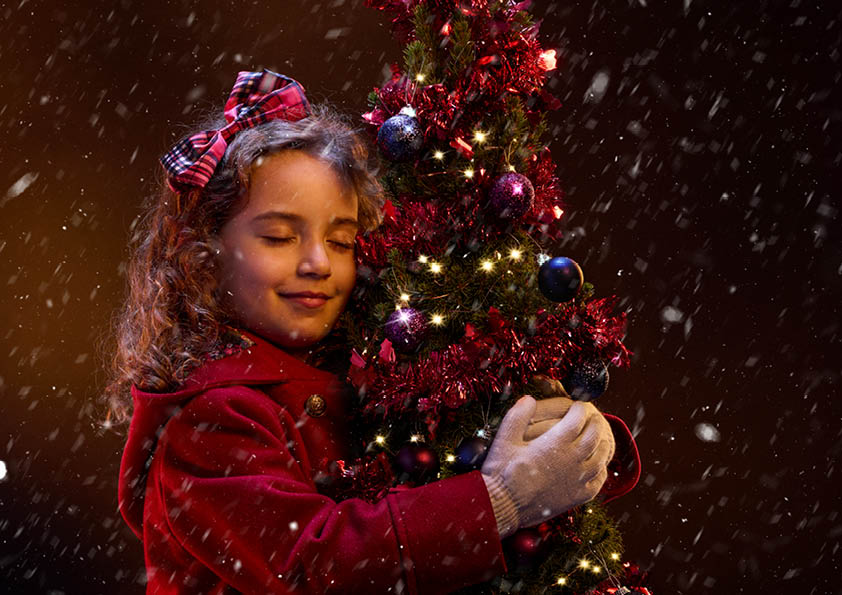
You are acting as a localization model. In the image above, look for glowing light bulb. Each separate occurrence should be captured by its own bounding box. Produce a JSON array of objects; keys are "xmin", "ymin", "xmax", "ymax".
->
[
  {"xmin": 430, "ymin": 262, "xmax": 442, "ymax": 274},
  {"xmin": 508, "ymin": 164, "xmax": 516, "ymax": 171},
  {"xmin": 433, "ymin": 150, "xmax": 445, "ymax": 160},
  {"xmin": 415, "ymin": 73, "xmax": 426, "ymax": 82},
  {"xmin": 579, "ymin": 559, "xmax": 590, "ymax": 569},
  {"xmin": 418, "ymin": 254, "xmax": 429, "ymax": 264},
  {"xmin": 431, "ymin": 314, "xmax": 444, "ymax": 325},
  {"xmin": 509, "ymin": 248, "xmax": 522, "ymax": 260},
  {"xmin": 610, "ymin": 553, "xmax": 620, "ymax": 560},
  {"xmin": 473, "ymin": 130, "xmax": 487, "ymax": 143},
  {"xmin": 557, "ymin": 577, "xmax": 567, "ymax": 585},
  {"xmin": 592, "ymin": 566, "xmax": 601, "ymax": 574},
  {"xmin": 375, "ymin": 435, "xmax": 386, "ymax": 445},
  {"xmin": 400, "ymin": 293, "xmax": 410, "ymax": 302},
  {"xmin": 410, "ymin": 435, "xmax": 421, "ymax": 442},
  {"xmin": 464, "ymin": 168, "xmax": 475, "ymax": 179},
  {"xmin": 446, "ymin": 454, "xmax": 456, "ymax": 462}
]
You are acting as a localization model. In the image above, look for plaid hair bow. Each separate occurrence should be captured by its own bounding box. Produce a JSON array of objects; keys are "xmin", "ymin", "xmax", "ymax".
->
[{"xmin": 160, "ymin": 69, "xmax": 311, "ymax": 193}]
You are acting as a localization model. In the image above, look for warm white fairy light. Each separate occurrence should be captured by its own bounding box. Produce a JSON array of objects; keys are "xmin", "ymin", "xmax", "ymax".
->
[
  {"xmin": 415, "ymin": 73, "xmax": 426, "ymax": 82},
  {"xmin": 587, "ymin": 508, "xmax": 593, "ymax": 514},
  {"xmin": 410, "ymin": 435, "xmax": 422, "ymax": 442},
  {"xmin": 446, "ymin": 454, "xmax": 456, "ymax": 462},
  {"xmin": 464, "ymin": 168, "xmax": 475, "ymax": 178},
  {"xmin": 579, "ymin": 559, "xmax": 590, "ymax": 569},
  {"xmin": 430, "ymin": 262, "xmax": 442, "ymax": 274},
  {"xmin": 375, "ymin": 435, "xmax": 386, "ymax": 445},
  {"xmin": 556, "ymin": 577, "xmax": 567, "ymax": 585},
  {"xmin": 508, "ymin": 164, "xmax": 516, "ymax": 171},
  {"xmin": 480, "ymin": 259, "xmax": 494, "ymax": 272},
  {"xmin": 592, "ymin": 565, "xmax": 601, "ymax": 574},
  {"xmin": 433, "ymin": 150, "xmax": 445, "ymax": 160},
  {"xmin": 509, "ymin": 248, "xmax": 522, "ymax": 260},
  {"xmin": 418, "ymin": 254, "xmax": 429, "ymax": 264},
  {"xmin": 610, "ymin": 552, "xmax": 620, "ymax": 561},
  {"xmin": 430, "ymin": 313, "xmax": 444, "ymax": 325},
  {"xmin": 473, "ymin": 130, "xmax": 488, "ymax": 143}
]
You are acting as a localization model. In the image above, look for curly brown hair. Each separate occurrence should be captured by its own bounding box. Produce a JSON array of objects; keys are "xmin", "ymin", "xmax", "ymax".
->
[{"xmin": 99, "ymin": 102, "xmax": 384, "ymax": 433}]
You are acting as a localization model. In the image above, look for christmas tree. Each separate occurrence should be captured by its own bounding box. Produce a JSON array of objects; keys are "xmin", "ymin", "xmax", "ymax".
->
[{"xmin": 329, "ymin": 1, "xmax": 652, "ymax": 592}]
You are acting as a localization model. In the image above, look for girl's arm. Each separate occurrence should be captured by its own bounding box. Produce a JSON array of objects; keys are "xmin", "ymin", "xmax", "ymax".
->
[{"xmin": 144, "ymin": 385, "xmax": 506, "ymax": 594}]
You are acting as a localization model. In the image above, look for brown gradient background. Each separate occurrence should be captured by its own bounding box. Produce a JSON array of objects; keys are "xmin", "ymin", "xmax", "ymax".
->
[{"xmin": 1, "ymin": 1, "xmax": 839, "ymax": 593}]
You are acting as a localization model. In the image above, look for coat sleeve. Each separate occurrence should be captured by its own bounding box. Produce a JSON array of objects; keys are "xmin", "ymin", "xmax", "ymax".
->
[{"xmin": 146, "ymin": 386, "xmax": 507, "ymax": 594}]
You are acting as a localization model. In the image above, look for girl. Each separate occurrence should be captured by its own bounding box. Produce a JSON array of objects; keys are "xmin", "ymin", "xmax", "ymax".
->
[{"xmin": 106, "ymin": 69, "xmax": 640, "ymax": 594}]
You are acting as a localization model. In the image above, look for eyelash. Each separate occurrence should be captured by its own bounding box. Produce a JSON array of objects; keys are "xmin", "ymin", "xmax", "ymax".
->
[{"xmin": 262, "ymin": 237, "xmax": 354, "ymax": 250}]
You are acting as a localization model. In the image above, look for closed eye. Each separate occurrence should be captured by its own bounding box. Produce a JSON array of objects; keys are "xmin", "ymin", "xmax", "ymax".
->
[{"xmin": 262, "ymin": 237, "xmax": 353, "ymax": 250}]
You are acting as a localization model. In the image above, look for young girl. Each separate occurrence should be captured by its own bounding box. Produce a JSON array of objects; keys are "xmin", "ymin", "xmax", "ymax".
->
[{"xmin": 106, "ymin": 69, "xmax": 640, "ymax": 594}]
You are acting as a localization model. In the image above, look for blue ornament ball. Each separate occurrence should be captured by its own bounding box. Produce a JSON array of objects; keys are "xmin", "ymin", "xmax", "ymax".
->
[
  {"xmin": 384, "ymin": 307, "xmax": 428, "ymax": 353},
  {"xmin": 452, "ymin": 436, "xmax": 490, "ymax": 474},
  {"xmin": 377, "ymin": 114, "xmax": 424, "ymax": 162},
  {"xmin": 488, "ymin": 172, "xmax": 535, "ymax": 219},
  {"xmin": 538, "ymin": 256, "xmax": 583, "ymax": 302},
  {"xmin": 562, "ymin": 359, "xmax": 609, "ymax": 402}
]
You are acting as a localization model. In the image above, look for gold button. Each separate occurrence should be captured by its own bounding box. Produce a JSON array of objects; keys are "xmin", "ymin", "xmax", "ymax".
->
[{"xmin": 305, "ymin": 394, "xmax": 327, "ymax": 417}]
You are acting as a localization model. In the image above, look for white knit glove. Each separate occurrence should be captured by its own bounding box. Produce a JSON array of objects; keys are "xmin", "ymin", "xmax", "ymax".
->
[{"xmin": 481, "ymin": 396, "xmax": 614, "ymax": 539}]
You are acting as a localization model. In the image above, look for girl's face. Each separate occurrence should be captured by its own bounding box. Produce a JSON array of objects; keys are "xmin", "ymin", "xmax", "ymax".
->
[{"xmin": 216, "ymin": 150, "xmax": 358, "ymax": 358}]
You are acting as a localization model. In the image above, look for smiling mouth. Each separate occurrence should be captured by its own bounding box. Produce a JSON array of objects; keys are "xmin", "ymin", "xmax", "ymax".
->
[{"xmin": 280, "ymin": 294, "xmax": 330, "ymax": 309}]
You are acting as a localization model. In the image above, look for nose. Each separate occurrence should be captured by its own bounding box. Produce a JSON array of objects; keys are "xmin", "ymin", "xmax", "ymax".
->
[{"xmin": 296, "ymin": 238, "xmax": 331, "ymax": 278}]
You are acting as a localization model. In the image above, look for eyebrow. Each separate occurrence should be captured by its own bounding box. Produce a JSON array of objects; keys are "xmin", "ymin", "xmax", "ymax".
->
[{"xmin": 251, "ymin": 211, "xmax": 359, "ymax": 228}]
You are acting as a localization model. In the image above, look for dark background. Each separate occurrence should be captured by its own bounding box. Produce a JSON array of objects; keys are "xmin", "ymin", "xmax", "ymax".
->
[{"xmin": 1, "ymin": 0, "xmax": 839, "ymax": 593}]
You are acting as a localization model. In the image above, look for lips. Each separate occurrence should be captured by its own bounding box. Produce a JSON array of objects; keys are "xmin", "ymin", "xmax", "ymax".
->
[{"xmin": 280, "ymin": 292, "xmax": 332, "ymax": 309}]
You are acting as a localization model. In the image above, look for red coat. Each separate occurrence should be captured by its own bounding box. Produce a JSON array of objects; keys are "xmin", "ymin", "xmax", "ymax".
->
[{"xmin": 118, "ymin": 328, "xmax": 641, "ymax": 594}]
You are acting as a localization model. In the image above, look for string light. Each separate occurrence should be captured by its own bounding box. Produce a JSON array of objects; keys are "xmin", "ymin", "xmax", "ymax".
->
[
  {"xmin": 507, "ymin": 164, "xmax": 516, "ymax": 171},
  {"xmin": 473, "ymin": 130, "xmax": 488, "ymax": 143},
  {"xmin": 415, "ymin": 73, "xmax": 426, "ymax": 82},
  {"xmin": 480, "ymin": 259, "xmax": 494, "ymax": 272},
  {"xmin": 410, "ymin": 435, "xmax": 422, "ymax": 442},
  {"xmin": 556, "ymin": 577, "xmax": 567, "ymax": 585},
  {"xmin": 418, "ymin": 254, "xmax": 429, "ymax": 264},
  {"xmin": 610, "ymin": 553, "xmax": 620, "ymax": 561},
  {"xmin": 579, "ymin": 559, "xmax": 590, "ymax": 569},
  {"xmin": 463, "ymin": 168, "xmax": 475, "ymax": 178},
  {"xmin": 592, "ymin": 565, "xmax": 601, "ymax": 574},
  {"xmin": 430, "ymin": 262, "xmax": 442, "ymax": 274},
  {"xmin": 375, "ymin": 435, "xmax": 386, "ymax": 445},
  {"xmin": 445, "ymin": 454, "xmax": 456, "ymax": 462},
  {"xmin": 509, "ymin": 248, "xmax": 522, "ymax": 260},
  {"xmin": 433, "ymin": 150, "xmax": 445, "ymax": 160},
  {"xmin": 430, "ymin": 313, "xmax": 444, "ymax": 325},
  {"xmin": 399, "ymin": 293, "xmax": 410, "ymax": 302}
]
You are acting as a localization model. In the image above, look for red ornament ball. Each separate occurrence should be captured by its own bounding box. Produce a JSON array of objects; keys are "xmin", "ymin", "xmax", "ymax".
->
[
  {"xmin": 488, "ymin": 172, "xmax": 535, "ymax": 219},
  {"xmin": 504, "ymin": 527, "xmax": 549, "ymax": 572},
  {"xmin": 395, "ymin": 443, "xmax": 440, "ymax": 485}
]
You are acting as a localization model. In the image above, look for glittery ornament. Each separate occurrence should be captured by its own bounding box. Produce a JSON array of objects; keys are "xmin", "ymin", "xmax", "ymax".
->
[
  {"xmin": 395, "ymin": 443, "xmax": 440, "ymax": 484},
  {"xmin": 488, "ymin": 172, "xmax": 535, "ymax": 219},
  {"xmin": 504, "ymin": 527, "xmax": 549, "ymax": 572},
  {"xmin": 384, "ymin": 307, "xmax": 428, "ymax": 353},
  {"xmin": 452, "ymin": 435, "xmax": 490, "ymax": 473},
  {"xmin": 562, "ymin": 359, "xmax": 609, "ymax": 402},
  {"xmin": 377, "ymin": 112, "xmax": 423, "ymax": 162},
  {"xmin": 538, "ymin": 256, "xmax": 583, "ymax": 302}
]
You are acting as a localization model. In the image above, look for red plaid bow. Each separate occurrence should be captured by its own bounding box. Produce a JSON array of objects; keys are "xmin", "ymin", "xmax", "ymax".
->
[{"xmin": 160, "ymin": 69, "xmax": 311, "ymax": 193}]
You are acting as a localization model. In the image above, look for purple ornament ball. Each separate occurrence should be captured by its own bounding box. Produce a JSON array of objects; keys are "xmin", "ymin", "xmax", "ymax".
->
[
  {"xmin": 488, "ymin": 172, "xmax": 535, "ymax": 219},
  {"xmin": 452, "ymin": 435, "xmax": 491, "ymax": 473},
  {"xmin": 384, "ymin": 307, "xmax": 428, "ymax": 353}
]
